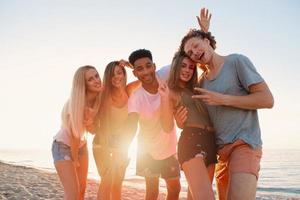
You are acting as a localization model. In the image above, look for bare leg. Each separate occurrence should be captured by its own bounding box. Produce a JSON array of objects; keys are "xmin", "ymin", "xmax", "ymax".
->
[
  {"xmin": 111, "ymin": 159, "xmax": 127, "ymax": 200},
  {"xmin": 207, "ymin": 164, "xmax": 215, "ymax": 183},
  {"xmin": 145, "ymin": 177, "xmax": 159, "ymax": 200},
  {"xmin": 111, "ymin": 175, "xmax": 122, "ymax": 200},
  {"xmin": 227, "ymin": 173, "xmax": 257, "ymax": 200},
  {"xmin": 98, "ymin": 173, "xmax": 112, "ymax": 200},
  {"xmin": 187, "ymin": 188, "xmax": 193, "ymax": 200},
  {"xmin": 215, "ymin": 161, "xmax": 229, "ymax": 200},
  {"xmin": 76, "ymin": 151, "xmax": 89, "ymax": 200},
  {"xmin": 55, "ymin": 161, "xmax": 79, "ymax": 200},
  {"xmin": 187, "ymin": 164, "xmax": 214, "ymax": 200},
  {"xmin": 182, "ymin": 156, "xmax": 214, "ymax": 200},
  {"xmin": 93, "ymin": 146, "xmax": 112, "ymax": 200},
  {"xmin": 226, "ymin": 141, "xmax": 261, "ymax": 200},
  {"xmin": 165, "ymin": 177, "xmax": 181, "ymax": 200}
]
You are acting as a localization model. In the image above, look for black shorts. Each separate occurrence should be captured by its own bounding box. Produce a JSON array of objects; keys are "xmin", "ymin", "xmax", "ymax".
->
[
  {"xmin": 136, "ymin": 153, "xmax": 180, "ymax": 180},
  {"xmin": 178, "ymin": 127, "xmax": 217, "ymax": 168}
]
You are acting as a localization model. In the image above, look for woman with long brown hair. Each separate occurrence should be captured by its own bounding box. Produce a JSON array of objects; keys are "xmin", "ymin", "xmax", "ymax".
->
[
  {"xmin": 168, "ymin": 53, "xmax": 217, "ymax": 200},
  {"xmin": 93, "ymin": 61, "xmax": 138, "ymax": 200}
]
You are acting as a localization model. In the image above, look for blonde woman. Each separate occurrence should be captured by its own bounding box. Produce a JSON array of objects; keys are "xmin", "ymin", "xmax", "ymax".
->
[
  {"xmin": 52, "ymin": 65, "xmax": 103, "ymax": 200},
  {"xmin": 93, "ymin": 61, "xmax": 138, "ymax": 200}
]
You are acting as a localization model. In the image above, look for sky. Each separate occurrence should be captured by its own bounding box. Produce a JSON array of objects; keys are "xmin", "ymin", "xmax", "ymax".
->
[{"xmin": 0, "ymin": 0, "xmax": 299, "ymax": 150}]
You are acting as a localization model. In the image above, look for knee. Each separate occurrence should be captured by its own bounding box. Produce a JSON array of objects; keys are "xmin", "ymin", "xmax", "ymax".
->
[
  {"xmin": 100, "ymin": 179, "xmax": 111, "ymax": 191},
  {"xmin": 101, "ymin": 173, "xmax": 112, "ymax": 184},
  {"xmin": 111, "ymin": 180, "xmax": 122, "ymax": 192},
  {"xmin": 167, "ymin": 181, "xmax": 181, "ymax": 196},
  {"xmin": 146, "ymin": 187, "xmax": 159, "ymax": 200},
  {"xmin": 65, "ymin": 187, "xmax": 80, "ymax": 200}
]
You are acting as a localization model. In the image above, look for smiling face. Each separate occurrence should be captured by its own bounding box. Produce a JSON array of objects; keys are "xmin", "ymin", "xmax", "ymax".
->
[
  {"xmin": 184, "ymin": 37, "xmax": 213, "ymax": 65},
  {"xmin": 111, "ymin": 65, "xmax": 126, "ymax": 89},
  {"xmin": 133, "ymin": 57, "xmax": 156, "ymax": 85},
  {"xmin": 179, "ymin": 57, "xmax": 196, "ymax": 85},
  {"xmin": 85, "ymin": 68, "xmax": 102, "ymax": 93}
]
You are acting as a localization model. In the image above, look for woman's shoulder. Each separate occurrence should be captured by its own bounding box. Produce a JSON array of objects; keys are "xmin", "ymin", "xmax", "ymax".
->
[{"xmin": 126, "ymin": 80, "xmax": 141, "ymax": 96}]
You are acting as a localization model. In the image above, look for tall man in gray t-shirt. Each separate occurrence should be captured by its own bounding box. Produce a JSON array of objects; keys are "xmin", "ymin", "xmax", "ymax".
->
[{"xmin": 178, "ymin": 29, "xmax": 274, "ymax": 200}]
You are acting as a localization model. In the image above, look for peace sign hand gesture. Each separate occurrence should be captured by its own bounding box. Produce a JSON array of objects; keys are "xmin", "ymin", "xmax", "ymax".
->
[
  {"xmin": 157, "ymin": 77, "xmax": 170, "ymax": 102},
  {"xmin": 192, "ymin": 87, "xmax": 227, "ymax": 106}
]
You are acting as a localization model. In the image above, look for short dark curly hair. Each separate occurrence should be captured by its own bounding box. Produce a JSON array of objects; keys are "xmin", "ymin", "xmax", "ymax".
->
[
  {"xmin": 128, "ymin": 49, "xmax": 153, "ymax": 66},
  {"xmin": 179, "ymin": 29, "xmax": 217, "ymax": 54}
]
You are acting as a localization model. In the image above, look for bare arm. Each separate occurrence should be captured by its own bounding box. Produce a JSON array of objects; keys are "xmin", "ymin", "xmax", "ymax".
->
[
  {"xmin": 126, "ymin": 80, "xmax": 141, "ymax": 96},
  {"xmin": 193, "ymin": 81, "xmax": 274, "ymax": 110},
  {"xmin": 158, "ymin": 80, "xmax": 174, "ymax": 133},
  {"xmin": 118, "ymin": 59, "xmax": 141, "ymax": 96},
  {"xmin": 68, "ymin": 125, "xmax": 80, "ymax": 167},
  {"xmin": 122, "ymin": 112, "xmax": 139, "ymax": 142},
  {"xmin": 84, "ymin": 107, "xmax": 98, "ymax": 134}
]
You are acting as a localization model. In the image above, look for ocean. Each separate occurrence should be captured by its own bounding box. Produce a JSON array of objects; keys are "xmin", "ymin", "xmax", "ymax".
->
[{"xmin": 0, "ymin": 147, "xmax": 299, "ymax": 200}]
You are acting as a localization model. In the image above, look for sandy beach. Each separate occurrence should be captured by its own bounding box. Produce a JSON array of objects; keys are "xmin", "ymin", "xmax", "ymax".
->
[
  {"xmin": 0, "ymin": 161, "xmax": 176, "ymax": 200},
  {"xmin": 1, "ymin": 161, "xmax": 299, "ymax": 200}
]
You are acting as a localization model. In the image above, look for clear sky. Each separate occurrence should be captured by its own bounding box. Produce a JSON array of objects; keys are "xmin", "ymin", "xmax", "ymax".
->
[{"xmin": 0, "ymin": 0, "xmax": 299, "ymax": 150}]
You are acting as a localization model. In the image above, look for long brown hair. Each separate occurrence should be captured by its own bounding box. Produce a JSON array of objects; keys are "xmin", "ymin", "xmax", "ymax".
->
[
  {"xmin": 168, "ymin": 52, "xmax": 198, "ymax": 92},
  {"xmin": 94, "ymin": 61, "xmax": 127, "ymax": 145}
]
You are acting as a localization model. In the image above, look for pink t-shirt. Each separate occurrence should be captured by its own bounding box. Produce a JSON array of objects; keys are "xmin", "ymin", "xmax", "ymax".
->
[{"xmin": 128, "ymin": 86, "xmax": 177, "ymax": 160}]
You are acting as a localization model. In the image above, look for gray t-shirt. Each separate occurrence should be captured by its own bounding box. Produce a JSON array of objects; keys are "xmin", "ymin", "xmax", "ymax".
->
[
  {"xmin": 202, "ymin": 54, "xmax": 264, "ymax": 149},
  {"xmin": 156, "ymin": 64, "xmax": 170, "ymax": 83}
]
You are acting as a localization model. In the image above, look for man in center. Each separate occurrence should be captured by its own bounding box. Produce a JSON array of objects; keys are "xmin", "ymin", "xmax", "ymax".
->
[{"xmin": 126, "ymin": 49, "xmax": 181, "ymax": 200}]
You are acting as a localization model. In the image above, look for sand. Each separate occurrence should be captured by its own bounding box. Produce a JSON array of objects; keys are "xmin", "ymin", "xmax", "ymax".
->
[
  {"xmin": 1, "ymin": 161, "xmax": 299, "ymax": 200},
  {"xmin": 0, "ymin": 161, "xmax": 181, "ymax": 200}
]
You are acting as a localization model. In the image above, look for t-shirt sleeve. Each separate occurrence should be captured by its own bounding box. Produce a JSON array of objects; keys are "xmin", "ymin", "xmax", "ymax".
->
[
  {"xmin": 128, "ymin": 92, "xmax": 140, "ymax": 114},
  {"xmin": 156, "ymin": 65, "xmax": 171, "ymax": 83},
  {"xmin": 236, "ymin": 54, "xmax": 264, "ymax": 91}
]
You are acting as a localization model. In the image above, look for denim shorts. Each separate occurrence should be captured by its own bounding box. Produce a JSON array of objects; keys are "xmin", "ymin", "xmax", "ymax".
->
[{"xmin": 51, "ymin": 140, "xmax": 88, "ymax": 162}]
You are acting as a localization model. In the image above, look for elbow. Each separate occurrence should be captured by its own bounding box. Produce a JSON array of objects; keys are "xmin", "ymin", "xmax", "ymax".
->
[
  {"xmin": 162, "ymin": 122, "xmax": 174, "ymax": 133},
  {"xmin": 264, "ymin": 94, "xmax": 274, "ymax": 109},
  {"xmin": 163, "ymin": 126, "xmax": 174, "ymax": 133},
  {"xmin": 267, "ymin": 93, "xmax": 274, "ymax": 108},
  {"xmin": 267, "ymin": 99, "xmax": 274, "ymax": 109}
]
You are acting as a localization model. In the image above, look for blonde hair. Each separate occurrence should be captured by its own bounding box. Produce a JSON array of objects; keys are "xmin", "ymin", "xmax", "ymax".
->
[{"xmin": 61, "ymin": 65, "xmax": 102, "ymax": 139}]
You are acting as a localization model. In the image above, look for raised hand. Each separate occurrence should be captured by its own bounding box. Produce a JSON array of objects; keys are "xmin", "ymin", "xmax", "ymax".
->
[
  {"xmin": 157, "ymin": 76, "xmax": 175, "ymax": 132},
  {"xmin": 119, "ymin": 59, "xmax": 133, "ymax": 69},
  {"xmin": 197, "ymin": 8, "xmax": 212, "ymax": 33},
  {"xmin": 157, "ymin": 77, "xmax": 170, "ymax": 101}
]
